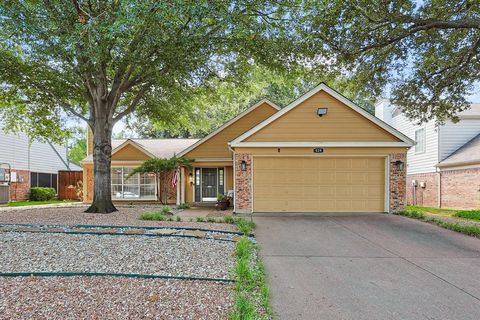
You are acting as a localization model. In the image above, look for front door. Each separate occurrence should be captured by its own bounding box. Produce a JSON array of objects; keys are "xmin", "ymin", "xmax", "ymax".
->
[{"xmin": 201, "ymin": 168, "xmax": 217, "ymax": 201}]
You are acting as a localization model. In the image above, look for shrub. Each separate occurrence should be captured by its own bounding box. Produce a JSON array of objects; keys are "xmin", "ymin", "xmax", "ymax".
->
[
  {"xmin": 158, "ymin": 205, "xmax": 171, "ymax": 215},
  {"xmin": 224, "ymin": 215, "xmax": 235, "ymax": 224},
  {"xmin": 177, "ymin": 203, "xmax": 190, "ymax": 209},
  {"xmin": 139, "ymin": 211, "xmax": 166, "ymax": 221},
  {"xmin": 236, "ymin": 218, "xmax": 255, "ymax": 235},
  {"xmin": 399, "ymin": 207, "xmax": 426, "ymax": 219},
  {"xmin": 175, "ymin": 215, "xmax": 182, "ymax": 222},
  {"xmin": 196, "ymin": 217, "xmax": 205, "ymax": 222},
  {"xmin": 454, "ymin": 210, "xmax": 480, "ymax": 221},
  {"xmin": 29, "ymin": 187, "xmax": 56, "ymax": 201}
]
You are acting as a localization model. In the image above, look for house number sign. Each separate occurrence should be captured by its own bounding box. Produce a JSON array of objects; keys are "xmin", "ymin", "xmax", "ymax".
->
[{"xmin": 313, "ymin": 148, "xmax": 324, "ymax": 154}]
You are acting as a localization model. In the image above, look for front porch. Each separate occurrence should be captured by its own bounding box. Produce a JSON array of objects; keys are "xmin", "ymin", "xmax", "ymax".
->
[{"xmin": 177, "ymin": 160, "xmax": 234, "ymax": 206}]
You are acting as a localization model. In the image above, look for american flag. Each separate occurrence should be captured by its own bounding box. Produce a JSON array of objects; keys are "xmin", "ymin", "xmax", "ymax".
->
[{"xmin": 171, "ymin": 169, "xmax": 179, "ymax": 189}]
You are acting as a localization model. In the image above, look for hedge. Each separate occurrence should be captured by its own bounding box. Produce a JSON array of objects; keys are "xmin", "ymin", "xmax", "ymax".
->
[{"xmin": 29, "ymin": 187, "xmax": 56, "ymax": 201}]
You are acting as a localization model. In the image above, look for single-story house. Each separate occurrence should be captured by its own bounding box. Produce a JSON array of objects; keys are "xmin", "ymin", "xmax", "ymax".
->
[{"xmin": 82, "ymin": 83, "xmax": 414, "ymax": 213}]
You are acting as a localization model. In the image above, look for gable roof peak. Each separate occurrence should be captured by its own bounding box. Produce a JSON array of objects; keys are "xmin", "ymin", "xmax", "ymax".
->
[
  {"xmin": 177, "ymin": 98, "xmax": 281, "ymax": 157},
  {"xmin": 230, "ymin": 83, "xmax": 414, "ymax": 146}
]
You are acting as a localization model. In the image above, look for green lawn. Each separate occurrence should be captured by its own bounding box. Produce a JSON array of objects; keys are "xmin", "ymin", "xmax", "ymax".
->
[
  {"xmin": 407, "ymin": 205, "xmax": 480, "ymax": 221},
  {"xmin": 7, "ymin": 200, "xmax": 78, "ymax": 207},
  {"xmin": 398, "ymin": 206, "xmax": 480, "ymax": 238}
]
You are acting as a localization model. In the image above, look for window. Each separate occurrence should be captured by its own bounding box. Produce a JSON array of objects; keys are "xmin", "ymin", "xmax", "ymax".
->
[
  {"xmin": 415, "ymin": 128, "xmax": 426, "ymax": 154},
  {"xmin": 111, "ymin": 167, "xmax": 156, "ymax": 200},
  {"xmin": 30, "ymin": 172, "xmax": 58, "ymax": 191}
]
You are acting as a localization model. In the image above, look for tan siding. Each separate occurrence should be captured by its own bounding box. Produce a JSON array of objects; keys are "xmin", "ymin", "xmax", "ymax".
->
[
  {"xmin": 225, "ymin": 166, "xmax": 233, "ymax": 192},
  {"xmin": 185, "ymin": 168, "xmax": 193, "ymax": 203},
  {"xmin": 246, "ymin": 91, "xmax": 400, "ymax": 142},
  {"xmin": 87, "ymin": 128, "xmax": 94, "ymax": 155},
  {"xmin": 112, "ymin": 144, "xmax": 151, "ymax": 161},
  {"xmin": 235, "ymin": 147, "xmax": 407, "ymax": 155},
  {"xmin": 82, "ymin": 164, "xmax": 93, "ymax": 203},
  {"xmin": 192, "ymin": 161, "xmax": 233, "ymax": 168},
  {"xmin": 185, "ymin": 103, "xmax": 278, "ymax": 159},
  {"xmin": 253, "ymin": 157, "xmax": 386, "ymax": 212}
]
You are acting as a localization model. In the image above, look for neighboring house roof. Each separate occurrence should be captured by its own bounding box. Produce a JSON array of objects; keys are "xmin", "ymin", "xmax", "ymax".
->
[
  {"xmin": 82, "ymin": 138, "xmax": 199, "ymax": 162},
  {"xmin": 437, "ymin": 133, "xmax": 480, "ymax": 168},
  {"xmin": 0, "ymin": 130, "xmax": 80, "ymax": 173},
  {"xmin": 230, "ymin": 83, "xmax": 414, "ymax": 147},
  {"xmin": 458, "ymin": 103, "xmax": 480, "ymax": 118},
  {"xmin": 177, "ymin": 98, "xmax": 281, "ymax": 157}
]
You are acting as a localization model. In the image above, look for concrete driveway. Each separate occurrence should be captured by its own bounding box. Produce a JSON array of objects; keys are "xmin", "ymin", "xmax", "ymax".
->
[{"xmin": 253, "ymin": 213, "xmax": 480, "ymax": 320}]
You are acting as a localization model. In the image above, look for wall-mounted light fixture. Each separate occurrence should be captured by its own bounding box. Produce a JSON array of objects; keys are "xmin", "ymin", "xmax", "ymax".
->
[
  {"xmin": 188, "ymin": 173, "xmax": 193, "ymax": 184},
  {"xmin": 317, "ymin": 108, "xmax": 328, "ymax": 117},
  {"xmin": 241, "ymin": 160, "xmax": 247, "ymax": 171},
  {"xmin": 394, "ymin": 160, "xmax": 405, "ymax": 171}
]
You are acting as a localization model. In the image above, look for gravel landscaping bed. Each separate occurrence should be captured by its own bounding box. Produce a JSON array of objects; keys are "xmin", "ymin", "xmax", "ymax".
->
[
  {"xmin": 0, "ymin": 276, "xmax": 233, "ymax": 320},
  {"xmin": 0, "ymin": 206, "xmax": 238, "ymax": 232},
  {"xmin": 0, "ymin": 232, "xmax": 235, "ymax": 279}
]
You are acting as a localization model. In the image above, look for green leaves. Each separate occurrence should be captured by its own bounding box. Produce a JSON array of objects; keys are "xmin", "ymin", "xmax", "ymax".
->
[
  {"xmin": 129, "ymin": 156, "xmax": 193, "ymax": 177},
  {"xmin": 300, "ymin": 0, "xmax": 480, "ymax": 123}
]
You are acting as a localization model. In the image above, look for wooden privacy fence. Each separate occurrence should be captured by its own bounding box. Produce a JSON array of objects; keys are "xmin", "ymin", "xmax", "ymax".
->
[{"xmin": 58, "ymin": 170, "xmax": 83, "ymax": 200}]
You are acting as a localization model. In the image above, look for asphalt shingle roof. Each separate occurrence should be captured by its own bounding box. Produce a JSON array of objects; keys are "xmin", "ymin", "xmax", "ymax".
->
[
  {"xmin": 438, "ymin": 133, "xmax": 480, "ymax": 168},
  {"xmin": 82, "ymin": 138, "xmax": 199, "ymax": 162}
]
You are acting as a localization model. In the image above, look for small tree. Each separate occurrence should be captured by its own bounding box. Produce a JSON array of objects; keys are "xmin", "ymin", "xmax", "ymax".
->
[{"xmin": 129, "ymin": 156, "xmax": 193, "ymax": 204}]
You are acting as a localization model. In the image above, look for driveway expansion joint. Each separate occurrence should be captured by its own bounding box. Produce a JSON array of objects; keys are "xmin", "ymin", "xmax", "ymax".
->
[{"xmin": 328, "ymin": 217, "xmax": 480, "ymax": 302}]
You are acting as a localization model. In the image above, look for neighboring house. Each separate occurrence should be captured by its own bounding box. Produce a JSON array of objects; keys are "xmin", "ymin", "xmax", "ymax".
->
[
  {"xmin": 0, "ymin": 130, "xmax": 81, "ymax": 201},
  {"xmin": 82, "ymin": 83, "xmax": 414, "ymax": 213},
  {"xmin": 375, "ymin": 100, "xmax": 480, "ymax": 209}
]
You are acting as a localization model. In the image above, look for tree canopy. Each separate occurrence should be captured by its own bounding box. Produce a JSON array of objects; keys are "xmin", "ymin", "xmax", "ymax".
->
[
  {"xmin": 300, "ymin": 0, "xmax": 480, "ymax": 123},
  {"xmin": 0, "ymin": 0, "xmax": 300, "ymax": 212},
  {"xmin": 123, "ymin": 64, "xmax": 376, "ymax": 138}
]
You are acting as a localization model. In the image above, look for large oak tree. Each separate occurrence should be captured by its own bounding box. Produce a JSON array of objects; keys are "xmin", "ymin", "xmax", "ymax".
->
[{"xmin": 0, "ymin": 0, "xmax": 295, "ymax": 213}]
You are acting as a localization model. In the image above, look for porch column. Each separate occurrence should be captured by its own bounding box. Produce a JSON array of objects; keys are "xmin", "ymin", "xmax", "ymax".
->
[
  {"xmin": 176, "ymin": 168, "xmax": 181, "ymax": 206},
  {"xmin": 180, "ymin": 167, "xmax": 185, "ymax": 204}
]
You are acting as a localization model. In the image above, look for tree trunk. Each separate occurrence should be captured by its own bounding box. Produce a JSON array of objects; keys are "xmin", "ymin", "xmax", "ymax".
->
[{"xmin": 85, "ymin": 115, "xmax": 117, "ymax": 213}]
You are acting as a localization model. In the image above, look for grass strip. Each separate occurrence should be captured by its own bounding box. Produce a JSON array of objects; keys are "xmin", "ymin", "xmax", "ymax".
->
[
  {"xmin": 7, "ymin": 200, "xmax": 78, "ymax": 207},
  {"xmin": 453, "ymin": 210, "xmax": 480, "ymax": 221},
  {"xmin": 395, "ymin": 208, "xmax": 480, "ymax": 238},
  {"xmin": 230, "ymin": 237, "xmax": 272, "ymax": 320}
]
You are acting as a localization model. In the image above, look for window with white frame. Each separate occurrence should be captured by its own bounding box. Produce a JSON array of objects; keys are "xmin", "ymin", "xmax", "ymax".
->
[
  {"xmin": 415, "ymin": 128, "xmax": 426, "ymax": 153},
  {"xmin": 111, "ymin": 167, "xmax": 156, "ymax": 200}
]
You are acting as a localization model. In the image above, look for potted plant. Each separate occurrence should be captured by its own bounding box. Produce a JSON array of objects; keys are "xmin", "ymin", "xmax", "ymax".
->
[{"xmin": 216, "ymin": 193, "xmax": 228, "ymax": 211}]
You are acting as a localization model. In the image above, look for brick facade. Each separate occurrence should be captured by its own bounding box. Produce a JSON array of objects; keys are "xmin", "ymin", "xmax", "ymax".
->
[
  {"xmin": 9, "ymin": 169, "xmax": 30, "ymax": 201},
  {"xmin": 234, "ymin": 153, "xmax": 252, "ymax": 213},
  {"xmin": 389, "ymin": 153, "xmax": 407, "ymax": 213},
  {"xmin": 406, "ymin": 172, "xmax": 439, "ymax": 207},
  {"xmin": 440, "ymin": 168, "xmax": 480, "ymax": 209},
  {"xmin": 405, "ymin": 168, "xmax": 480, "ymax": 209}
]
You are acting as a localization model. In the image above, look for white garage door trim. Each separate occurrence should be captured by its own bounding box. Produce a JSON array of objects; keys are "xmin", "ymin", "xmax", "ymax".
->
[{"xmin": 251, "ymin": 154, "xmax": 390, "ymax": 213}]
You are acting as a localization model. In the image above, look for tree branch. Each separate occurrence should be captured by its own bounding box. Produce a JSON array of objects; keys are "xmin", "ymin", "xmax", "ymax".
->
[{"xmin": 112, "ymin": 86, "xmax": 148, "ymax": 123}]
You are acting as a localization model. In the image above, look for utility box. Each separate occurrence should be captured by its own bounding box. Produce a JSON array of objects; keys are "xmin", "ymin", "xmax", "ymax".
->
[{"xmin": 0, "ymin": 185, "xmax": 10, "ymax": 204}]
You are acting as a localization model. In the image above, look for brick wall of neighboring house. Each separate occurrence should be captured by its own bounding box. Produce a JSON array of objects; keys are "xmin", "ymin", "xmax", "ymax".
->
[
  {"xmin": 9, "ymin": 169, "xmax": 30, "ymax": 201},
  {"xmin": 234, "ymin": 153, "xmax": 252, "ymax": 213},
  {"xmin": 440, "ymin": 168, "xmax": 480, "ymax": 209},
  {"xmin": 406, "ymin": 172, "xmax": 439, "ymax": 207},
  {"xmin": 389, "ymin": 153, "xmax": 407, "ymax": 213}
]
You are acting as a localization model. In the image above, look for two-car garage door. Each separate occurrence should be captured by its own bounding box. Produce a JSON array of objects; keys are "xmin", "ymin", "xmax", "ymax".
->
[{"xmin": 253, "ymin": 157, "xmax": 386, "ymax": 213}]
